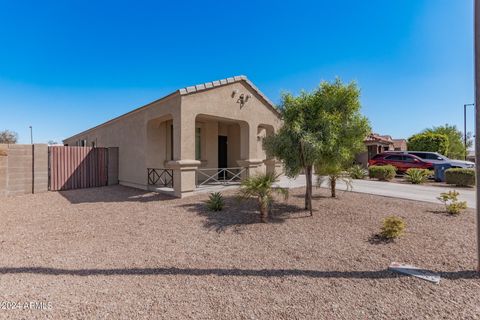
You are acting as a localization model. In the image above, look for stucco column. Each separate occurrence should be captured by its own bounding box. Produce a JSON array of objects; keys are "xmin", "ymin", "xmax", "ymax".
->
[
  {"xmin": 263, "ymin": 159, "xmax": 282, "ymax": 175},
  {"xmin": 237, "ymin": 122, "xmax": 263, "ymax": 177},
  {"xmin": 167, "ymin": 112, "xmax": 200, "ymax": 197}
]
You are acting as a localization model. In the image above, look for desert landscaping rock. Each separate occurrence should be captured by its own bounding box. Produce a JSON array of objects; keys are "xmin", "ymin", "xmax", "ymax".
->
[{"xmin": 0, "ymin": 185, "xmax": 479, "ymax": 319}]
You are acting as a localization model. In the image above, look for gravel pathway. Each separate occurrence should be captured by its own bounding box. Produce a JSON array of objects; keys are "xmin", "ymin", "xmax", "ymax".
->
[{"xmin": 0, "ymin": 185, "xmax": 479, "ymax": 319}]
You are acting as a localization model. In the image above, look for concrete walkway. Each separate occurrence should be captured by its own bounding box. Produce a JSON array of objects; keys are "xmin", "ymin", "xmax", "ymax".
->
[
  {"xmin": 277, "ymin": 175, "xmax": 476, "ymax": 208},
  {"xmin": 191, "ymin": 174, "xmax": 475, "ymax": 208}
]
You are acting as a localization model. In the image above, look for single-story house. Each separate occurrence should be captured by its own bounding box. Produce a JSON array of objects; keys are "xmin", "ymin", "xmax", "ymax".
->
[
  {"xmin": 63, "ymin": 76, "xmax": 282, "ymax": 197},
  {"xmin": 355, "ymin": 134, "xmax": 407, "ymax": 167}
]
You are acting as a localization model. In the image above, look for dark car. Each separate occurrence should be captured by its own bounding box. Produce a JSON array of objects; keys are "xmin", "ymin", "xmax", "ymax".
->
[{"xmin": 368, "ymin": 153, "xmax": 434, "ymax": 172}]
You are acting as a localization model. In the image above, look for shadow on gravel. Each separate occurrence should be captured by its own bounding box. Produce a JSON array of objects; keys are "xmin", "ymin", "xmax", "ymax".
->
[
  {"xmin": 0, "ymin": 266, "xmax": 477, "ymax": 280},
  {"xmin": 180, "ymin": 195, "xmax": 308, "ymax": 232},
  {"xmin": 368, "ymin": 234, "xmax": 394, "ymax": 245},
  {"xmin": 59, "ymin": 185, "xmax": 175, "ymax": 204}
]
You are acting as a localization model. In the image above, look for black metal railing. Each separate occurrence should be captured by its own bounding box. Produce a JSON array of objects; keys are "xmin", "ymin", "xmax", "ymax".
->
[
  {"xmin": 147, "ymin": 168, "xmax": 174, "ymax": 188},
  {"xmin": 196, "ymin": 167, "xmax": 246, "ymax": 187}
]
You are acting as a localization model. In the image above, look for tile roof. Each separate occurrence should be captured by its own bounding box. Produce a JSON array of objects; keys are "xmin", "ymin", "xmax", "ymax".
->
[
  {"xmin": 178, "ymin": 75, "xmax": 276, "ymax": 109},
  {"xmin": 365, "ymin": 133, "xmax": 394, "ymax": 144}
]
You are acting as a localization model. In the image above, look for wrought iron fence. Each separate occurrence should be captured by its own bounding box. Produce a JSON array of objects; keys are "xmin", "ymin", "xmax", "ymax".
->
[
  {"xmin": 147, "ymin": 168, "xmax": 174, "ymax": 187},
  {"xmin": 196, "ymin": 167, "xmax": 246, "ymax": 187}
]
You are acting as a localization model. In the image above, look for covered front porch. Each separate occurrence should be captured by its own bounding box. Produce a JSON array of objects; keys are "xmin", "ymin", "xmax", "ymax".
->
[{"xmin": 146, "ymin": 113, "xmax": 280, "ymax": 197}]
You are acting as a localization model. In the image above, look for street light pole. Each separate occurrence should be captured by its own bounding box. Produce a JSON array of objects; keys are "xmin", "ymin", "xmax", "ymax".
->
[
  {"xmin": 475, "ymin": 0, "xmax": 480, "ymax": 271},
  {"xmin": 29, "ymin": 126, "xmax": 33, "ymax": 144},
  {"xmin": 464, "ymin": 103, "xmax": 475, "ymax": 160}
]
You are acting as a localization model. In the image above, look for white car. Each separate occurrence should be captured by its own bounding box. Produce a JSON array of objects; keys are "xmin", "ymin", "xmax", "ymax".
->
[{"xmin": 401, "ymin": 151, "xmax": 475, "ymax": 168}]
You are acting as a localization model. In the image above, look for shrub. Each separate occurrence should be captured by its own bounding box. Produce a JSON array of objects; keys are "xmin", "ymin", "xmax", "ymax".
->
[
  {"xmin": 238, "ymin": 173, "xmax": 288, "ymax": 223},
  {"xmin": 405, "ymin": 168, "xmax": 432, "ymax": 184},
  {"xmin": 437, "ymin": 190, "xmax": 468, "ymax": 215},
  {"xmin": 206, "ymin": 192, "xmax": 225, "ymax": 211},
  {"xmin": 407, "ymin": 132, "xmax": 449, "ymax": 155},
  {"xmin": 445, "ymin": 168, "xmax": 475, "ymax": 187},
  {"xmin": 380, "ymin": 216, "xmax": 406, "ymax": 239},
  {"xmin": 368, "ymin": 165, "xmax": 396, "ymax": 181},
  {"xmin": 348, "ymin": 165, "xmax": 367, "ymax": 179}
]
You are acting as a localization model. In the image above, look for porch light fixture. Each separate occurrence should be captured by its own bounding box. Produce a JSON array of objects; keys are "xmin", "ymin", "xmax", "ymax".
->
[
  {"xmin": 231, "ymin": 89, "xmax": 238, "ymax": 98},
  {"xmin": 237, "ymin": 93, "xmax": 251, "ymax": 108}
]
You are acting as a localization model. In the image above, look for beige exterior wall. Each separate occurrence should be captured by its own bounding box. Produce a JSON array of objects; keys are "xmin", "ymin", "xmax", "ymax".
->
[
  {"xmin": 64, "ymin": 94, "xmax": 182, "ymax": 190},
  {"xmin": 63, "ymin": 80, "xmax": 282, "ymax": 197}
]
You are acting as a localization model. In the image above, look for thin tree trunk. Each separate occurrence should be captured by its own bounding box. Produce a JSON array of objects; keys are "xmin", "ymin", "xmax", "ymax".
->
[
  {"xmin": 305, "ymin": 165, "xmax": 313, "ymax": 216},
  {"xmin": 259, "ymin": 198, "xmax": 268, "ymax": 223},
  {"xmin": 330, "ymin": 176, "xmax": 336, "ymax": 198}
]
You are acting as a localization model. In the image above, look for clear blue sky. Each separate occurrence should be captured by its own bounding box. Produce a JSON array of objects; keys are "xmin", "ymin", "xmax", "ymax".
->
[{"xmin": 0, "ymin": 0, "xmax": 474, "ymax": 144}]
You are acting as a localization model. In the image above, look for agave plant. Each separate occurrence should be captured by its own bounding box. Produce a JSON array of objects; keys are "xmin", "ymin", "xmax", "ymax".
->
[
  {"xmin": 205, "ymin": 192, "xmax": 225, "ymax": 211},
  {"xmin": 237, "ymin": 172, "xmax": 289, "ymax": 223}
]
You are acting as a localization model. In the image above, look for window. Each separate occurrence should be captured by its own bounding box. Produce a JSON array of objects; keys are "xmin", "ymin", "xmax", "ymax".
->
[
  {"xmin": 426, "ymin": 154, "xmax": 444, "ymax": 161},
  {"xmin": 403, "ymin": 156, "xmax": 416, "ymax": 163},
  {"xmin": 385, "ymin": 155, "xmax": 403, "ymax": 161},
  {"xmin": 411, "ymin": 152, "xmax": 425, "ymax": 159},
  {"xmin": 195, "ymin": 127, "xmax": 201, "ymax": 160}
]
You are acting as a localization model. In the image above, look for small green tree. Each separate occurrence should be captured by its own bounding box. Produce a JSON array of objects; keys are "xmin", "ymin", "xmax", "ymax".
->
[
  {"xmin": 407, "ymin": 132, "xmax": 449, "ymax": 155},
  {"xmin": 264, "ymin": 79, "xmax": 370, "ymax": 209},
  {"xmin": 423, "ymin": 124, "xmax": 472, "ymax": 159},
  {"xmin": 263, "ymin": 91, "xmax": 321, "ymax": 215},
  {"xmin": 313, "ymin": 80, "xmax": 370, "ymax": 197}
]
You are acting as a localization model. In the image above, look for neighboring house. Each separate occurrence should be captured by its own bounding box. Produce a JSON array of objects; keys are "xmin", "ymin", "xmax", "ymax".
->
[
  {"xmin": 393, "ymin": 139, "xmax": 408, "ymax": 151},
  {"xmin": 355, "ymin": 133, "xmax": 407, "ymax": 167},
  {"xmin": 63, "ymin": 76, "xmax": 282, "ymax": 197}
]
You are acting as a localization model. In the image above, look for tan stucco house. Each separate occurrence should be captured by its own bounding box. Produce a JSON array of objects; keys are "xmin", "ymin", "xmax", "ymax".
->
[{"xmin": 63, "ymin": 76, "xmax": 282, "ymax": 197}]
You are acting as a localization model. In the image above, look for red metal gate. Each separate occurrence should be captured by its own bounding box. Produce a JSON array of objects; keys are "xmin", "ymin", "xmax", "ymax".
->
[{"xmin": 49, "ymin": 146, "xmax": 109, "ymax": 191}]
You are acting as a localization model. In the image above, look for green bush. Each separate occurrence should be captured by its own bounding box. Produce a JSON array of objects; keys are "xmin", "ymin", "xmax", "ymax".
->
[
  {"xmin": 368, "ymin": 165, "xmax": 396, "ymax": 181},
  {"xmin": 380, "ymin": 216, "xmax": 406, "ymax": 239},
  {"xmin": 206, "ymin": 192, "xmax": 225, "ymax": 211},
  {"xmin": 437, "ymin": 190, "xmax": 468, "ymax": 215},
  {"xmin": 407, "ymin": 132, "xmax": 449, "ymax": 155},
  {"xmin": 445, "ymin": 168, "xmax": 475, "ymax": 187},
  {"xmin": 348, "ymin": 165, "xmax": 367, "ymax": 179},
  {"xmin": 405, "ymin": 168, "xmax": 432, "ymax": 184}
]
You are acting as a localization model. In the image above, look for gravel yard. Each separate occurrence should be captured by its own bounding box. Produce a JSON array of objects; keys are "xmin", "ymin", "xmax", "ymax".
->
[{"xmin": 1, "ymin": 185, "xmax": 479, "ymax": 319}]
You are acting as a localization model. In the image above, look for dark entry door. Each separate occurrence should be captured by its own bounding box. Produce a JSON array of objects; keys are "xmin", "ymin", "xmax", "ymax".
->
[{"xmin": 218, "ymin": 136, "xmax": 228, "ymax": 179}]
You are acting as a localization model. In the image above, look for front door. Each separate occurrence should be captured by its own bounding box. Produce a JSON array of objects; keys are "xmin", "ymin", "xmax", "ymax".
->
[{"xmin": 218, "ymin": 136, "xmax": 228, "ymax": 179}]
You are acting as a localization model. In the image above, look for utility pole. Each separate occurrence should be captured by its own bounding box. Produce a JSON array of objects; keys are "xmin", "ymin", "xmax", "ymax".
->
[
  {"xmin": 475, "ymin": 0, "xmax": 480, "ymax": 271},
  {"xmin": 465, "ymin": 103, "xmax": 475, "ymax": 160},
  {"xmin": 29, "ymin": 126, "xmax": 33, "ymax": 144}
]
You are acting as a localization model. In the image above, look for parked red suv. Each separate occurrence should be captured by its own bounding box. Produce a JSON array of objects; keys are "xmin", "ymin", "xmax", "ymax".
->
[{"xmin": 368, "ymin": 153, "xmax": 434, "ymax": 173}]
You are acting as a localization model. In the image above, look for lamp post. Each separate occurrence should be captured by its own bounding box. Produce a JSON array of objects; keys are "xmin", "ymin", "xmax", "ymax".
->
[
  {"xmin": 464, "ymin": 103, "xmax": 475, "ymax": 160},
  {"xmin": 29, "ymin": 126, "xmax": 33, "ymax": 144},
  {"xmin": 475, "ymin": 0, "xmax": 480, "ymax": 271}
]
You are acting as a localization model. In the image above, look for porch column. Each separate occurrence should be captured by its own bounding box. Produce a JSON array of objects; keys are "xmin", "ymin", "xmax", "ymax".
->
[
  {"xmin": 167, "ymin": 113, "xmax": 200, "ymax": 197},
  {"xmin": 237, "ymin": 122, "xmax": 263, "ymax": 176},
  {"xmin": 264, "ymin": 159, "xmax": 283, "ymax": 175}
]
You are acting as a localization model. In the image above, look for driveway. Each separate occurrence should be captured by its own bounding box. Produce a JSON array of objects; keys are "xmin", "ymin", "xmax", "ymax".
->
[{"xmin": 277, "ymin": 175, "xmax": 476, "ymax": 208}]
